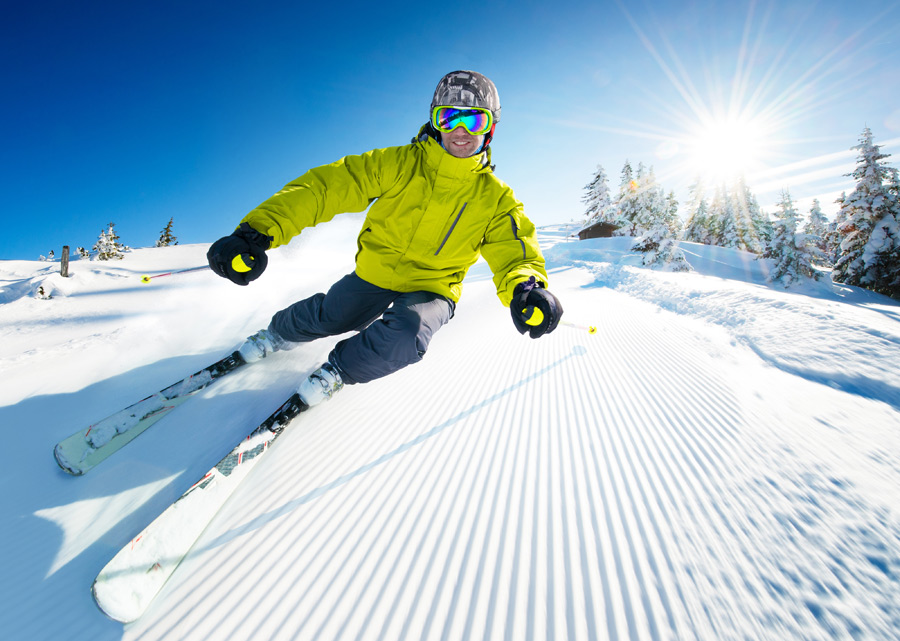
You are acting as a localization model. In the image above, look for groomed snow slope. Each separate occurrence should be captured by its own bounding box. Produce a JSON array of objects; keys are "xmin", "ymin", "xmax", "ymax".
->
[{"xmin": 1, "ymin": 221, "xmax": 899, "ymax": 640}]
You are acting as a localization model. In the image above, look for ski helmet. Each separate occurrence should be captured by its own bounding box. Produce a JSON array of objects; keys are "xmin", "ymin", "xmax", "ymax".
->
[{"xmin": 430, "ymin": 70, "xmax": 501, "ymax": 124}]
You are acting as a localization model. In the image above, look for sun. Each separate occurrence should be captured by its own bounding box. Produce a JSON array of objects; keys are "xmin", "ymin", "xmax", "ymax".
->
[{"xmin": 686, "ymin": 115, "xmax": 769, "ymax": 186}]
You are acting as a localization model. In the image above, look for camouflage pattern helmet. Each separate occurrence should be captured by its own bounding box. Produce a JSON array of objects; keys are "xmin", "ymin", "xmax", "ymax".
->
[{"xmin": 430, "ymin": 70, "xmax": 501, "ymax": 124}]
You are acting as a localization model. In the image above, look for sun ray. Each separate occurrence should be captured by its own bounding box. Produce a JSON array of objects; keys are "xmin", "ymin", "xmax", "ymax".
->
[
  {"xmin": 606, "ymin": 0, "xmax": 900, "ymax": 202},
  {"xmin": 612, "ymin": 0, "xmax": 713, "ymax": 124}
]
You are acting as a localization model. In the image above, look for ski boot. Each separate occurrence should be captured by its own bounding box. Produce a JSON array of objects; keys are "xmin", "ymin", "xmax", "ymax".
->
[
  {"xmin": 238, "ymin": 329, "xmax": 282, "ymax": 363},
  {"xmin": 298, "ymin": 361, "xmax": 344, "ymax": 407}
]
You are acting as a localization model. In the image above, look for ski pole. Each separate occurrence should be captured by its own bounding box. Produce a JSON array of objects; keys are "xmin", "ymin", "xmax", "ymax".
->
[
  {"xmin": 560, "ymin": 320, "xmax": 597, "ymax": 334},
  {"xmin": 522, "ymin": 306, "xmax": 597, "ymax": 335},
  {"xmin": 140, "ymin": 265, "xmax": 210, "ymax": 284}
]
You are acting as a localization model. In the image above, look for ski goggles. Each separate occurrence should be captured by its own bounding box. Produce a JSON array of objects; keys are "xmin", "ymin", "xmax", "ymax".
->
[{"xmin": 431, "ymin": 106, "xmax": 494, "ymax": 135}]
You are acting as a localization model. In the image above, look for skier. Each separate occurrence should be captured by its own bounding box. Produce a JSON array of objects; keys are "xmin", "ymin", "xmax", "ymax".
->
[{"xmin": 207, "ymin": 70, "xmax": 563, "ymax": 407}]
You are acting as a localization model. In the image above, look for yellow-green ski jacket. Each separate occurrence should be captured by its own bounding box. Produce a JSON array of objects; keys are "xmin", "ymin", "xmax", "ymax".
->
[{"xmin": 240, "ymin": 135, "xmax": 548, "ymax": 306}]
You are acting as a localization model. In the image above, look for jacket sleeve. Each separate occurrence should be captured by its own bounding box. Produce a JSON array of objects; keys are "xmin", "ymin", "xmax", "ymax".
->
[
  {"xmin": 480, "ymin": 191, "xmax": 549, "ymax": 307},
  {"xmin": 239, "ymin": 148, "xmax": 397, "ymax": 248}
]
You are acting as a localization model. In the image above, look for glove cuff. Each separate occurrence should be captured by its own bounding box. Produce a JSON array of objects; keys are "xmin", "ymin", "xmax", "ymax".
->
[
  {"xmin": 512, "ymin": 275, "xmax": 546, "ymax": 301},
  {"xmin": 235, "ymin": 222, "xmax": 273, "ymax": 252}
]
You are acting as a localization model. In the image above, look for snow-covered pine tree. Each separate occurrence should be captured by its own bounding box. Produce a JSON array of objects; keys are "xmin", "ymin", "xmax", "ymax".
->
[
  {"xmin": 638, "ymin": 165, "xmax": 669, "ymax": 235},
  {"xmin": 614, "ymin": 161, "xmax": 639, "ymax": 236},
  {"xmin": 866, "ymin": 227, "xmax": 900, "ymax": 298},
  {"xmin": 631, "ymin": 163, "xmax": 654, "ymax": 232},
  {"xmin": 764, "ymin": 190, "xmax": 820, "ymax": 287},
  {"xmin": 705, "ymin": 185, "xmax": 728, "ymax": 246},
  {"xmin": 833, "ymin": 128, "xmax": 899, "ymax": 297},
  {"xmin": 628, "ymin": 174, "xmax": 689, "ymax": 270},
  {"xmin": 94, "ymin": 223, "xmax": 126, "ymax": 260},
  {"xmin": 753, "ymin": 205, "xmax": 773, "ymax": 255},
  {"xmin": 632, "ymin": 219, "xmax": 692, "ymax": 271},
  {"xmin": 731, "ymin": 179, "xmax": 766, "ymax": 254},
  {"xmin": 682, "ymin": 198, "xmax": 711, "ymax": 243},
  {"xmin": 156, "ymin": 217, "xmax": 178, "ymax": 247},
  {"xmin": 862, "ymin": 167, "xmax": 900, "ymax": 298},
  {"xmin": 616, "ymin": 163, "xmax": 668, "ymax": 237},
  {"xmin": 664, "ymin": 190, "xmax": 681, "ymax": 236},
  {"xmin": 803, "ymin": 198, "xmax": 830, "ymax": 265},
  {"xmin": 77, "ymin": 246, "xmax": 91, "ymax": 259},
  {"xmin": 581, "ymin": 165, "xmax": 615, "ymax": 227},
  {"xmin": 718, "ymin": 188, "xmax": 742, "ymax": 250},
  {"xmin": 682, "ymin": 180, "xmax": 712, "ymax": 244},
  {"xmin": 872, "ymin": 168, "xmax": 900, "ymax": 297},
  {"xmin": 825, "ymin": 193, "xmax": 847, "ymax": 266}
]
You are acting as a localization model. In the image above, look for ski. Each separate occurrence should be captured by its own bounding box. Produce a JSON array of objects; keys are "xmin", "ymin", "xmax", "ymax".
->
[
  {"xmin": 92, "ymin": 392, "xmax": 309, "ymax": 623},
  {"xmin": 54, "ymin": 351, "xmax": 247, "ymax": 475}
]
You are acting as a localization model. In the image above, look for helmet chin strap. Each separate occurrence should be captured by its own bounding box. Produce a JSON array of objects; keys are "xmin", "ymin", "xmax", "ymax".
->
[{"xmin": 481, "ymin": 123, "xmax": 496, "ymax": 151}]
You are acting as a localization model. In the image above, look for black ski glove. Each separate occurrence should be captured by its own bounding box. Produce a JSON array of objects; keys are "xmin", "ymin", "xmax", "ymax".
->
[
  {"xmin": 207, "ymin": 223, "xmax": 272, "ymax": 286},
  {"xmin": 510, "ymin": 276, "xmax": 563, "ymax": 339}
]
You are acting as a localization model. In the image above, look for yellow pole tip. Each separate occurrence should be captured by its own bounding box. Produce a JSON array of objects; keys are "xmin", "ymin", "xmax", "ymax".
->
[
  {"xmin": 140, "ymin": 275, "xmax": 151, "ymax": 284},
  {"xmin": 589, "ymin": 326, "xmax": 597, "ymax": 334}
]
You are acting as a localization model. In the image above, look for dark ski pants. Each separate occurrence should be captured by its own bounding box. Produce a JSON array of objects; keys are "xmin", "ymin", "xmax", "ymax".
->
[{"xmin": 268, "ymin": 272, "xmax": 455, "ymax": 385}]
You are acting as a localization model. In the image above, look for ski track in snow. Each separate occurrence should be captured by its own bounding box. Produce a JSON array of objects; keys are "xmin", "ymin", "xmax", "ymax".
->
[{"xmin": 2, "ymin": 226, "xmax": 899, "ymax": 640}]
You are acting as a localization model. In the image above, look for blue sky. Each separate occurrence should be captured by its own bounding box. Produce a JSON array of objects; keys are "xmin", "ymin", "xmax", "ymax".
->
[{"xmin": 3, "ymin": 0, "xmax": 899, "ymax": 260}]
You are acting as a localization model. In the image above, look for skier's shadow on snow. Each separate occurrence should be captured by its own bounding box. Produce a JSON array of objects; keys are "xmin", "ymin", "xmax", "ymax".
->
[
  {"xmin": 0, "ymin": 353, "xmax": 230, "ymax": 640},
  {"xmin": 198, "ymin": 344, "xmax": 588, "ymax": 552},
  {"xmin": 0, "ymin": 349, "xmax": 311, "ymax": 639}
]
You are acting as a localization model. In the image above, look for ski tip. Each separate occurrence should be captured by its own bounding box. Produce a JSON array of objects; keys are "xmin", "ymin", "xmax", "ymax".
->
[
  {"xmin": 54, "ymin": 444, "xmax": 84, "ymax": 476},
  {"xmin": 92, "ymin": 577, "xmax": 145, "ymax": 624}
]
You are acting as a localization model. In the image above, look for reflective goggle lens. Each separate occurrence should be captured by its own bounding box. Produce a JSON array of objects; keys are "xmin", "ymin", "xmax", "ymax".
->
[{"xmin": 432, "ymin": 107, "xmax": 493, "ymax": 135}]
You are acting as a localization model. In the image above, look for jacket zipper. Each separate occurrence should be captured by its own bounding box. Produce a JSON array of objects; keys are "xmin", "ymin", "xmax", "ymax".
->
[{"xmin": 435, "ymin": 202, "xmax": 467, "ymax": 256}]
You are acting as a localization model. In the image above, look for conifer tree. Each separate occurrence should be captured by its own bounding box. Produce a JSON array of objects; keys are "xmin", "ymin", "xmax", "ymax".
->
[
  {"xmin": 614, "ymin": 161, "xmax": 640, "ymax": 235},
  {"xmin": 731, "ymin": 179, "xmax": 766, "ymax": 254},
  {"xmin": 681, "ymin": 179, "xmax": 768, "ymax": 253},
  {"xmin": 156, "ymin": 217, "xmax": 178, "ymax": 247},
  {"xmin": 632, "ymin": 164, "xmax": 666, "ymax": 235},
  {"xmin": 755, "ymin": 210, "xmax": 774, "ymax": 257},
  {"xmin": 803, "ymin": 199, "xmax": 830, "ymax": 265},
  {"xmin": 664, "ymin": 190, "xmax": 682, "ymax": 236},
  {"xmin": 581, "ymin": 165, "xmax": 615, "ymax": 227},
  {"xmin": 615, "ymin": 162, "xmax": 668, "ymax": 237},
  {"xmin": 764, "ymin": 190, "xmax": 819, "ymax": 287},
  {"xmin": 93, "ymin": 222, "xmax": 126, "ymax": 260},
  {"xmin": 705, "ymin": 186, "xmax": 728, "ymax": 246},
  {"xmin": 833, "ymin": 128, "xmax": 899, "ymax": 297},
  {"xmin": 876, "ymin": 168, "xmax": 900, "ymax": 297},
  {"xmin": 624, "ymin": 170, "xmax": 689, "ymax": 270},
  {"xmin": 718, "ymin": 190, "xmax": 741, "ymax": 249},
  {"xmin": 825, "ymin": 193, "xmax": 847, "ymax": 265},
  {"xmin": 682, "ymin": 180, "xmax": 712, "ymax": 244},
  {"xmin": 632, "ymin": 220, "xmax": 692, "ymax": 271}
]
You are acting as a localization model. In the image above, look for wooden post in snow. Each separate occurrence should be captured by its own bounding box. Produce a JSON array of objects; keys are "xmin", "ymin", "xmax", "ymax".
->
[{"xmin": 61, "ymin": 245, "xmax": 70, "ymax": 277}]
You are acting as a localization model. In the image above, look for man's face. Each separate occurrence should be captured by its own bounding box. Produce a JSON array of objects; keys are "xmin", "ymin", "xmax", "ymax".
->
[{"xmin": 441, "ymin": 125, "xmax": 485, "ymax": 158}]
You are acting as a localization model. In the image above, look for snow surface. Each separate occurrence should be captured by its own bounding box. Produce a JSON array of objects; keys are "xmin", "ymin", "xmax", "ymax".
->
[{"xmin": 1, "ymin": 218, "xmax": 899, "ymax": 640}]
